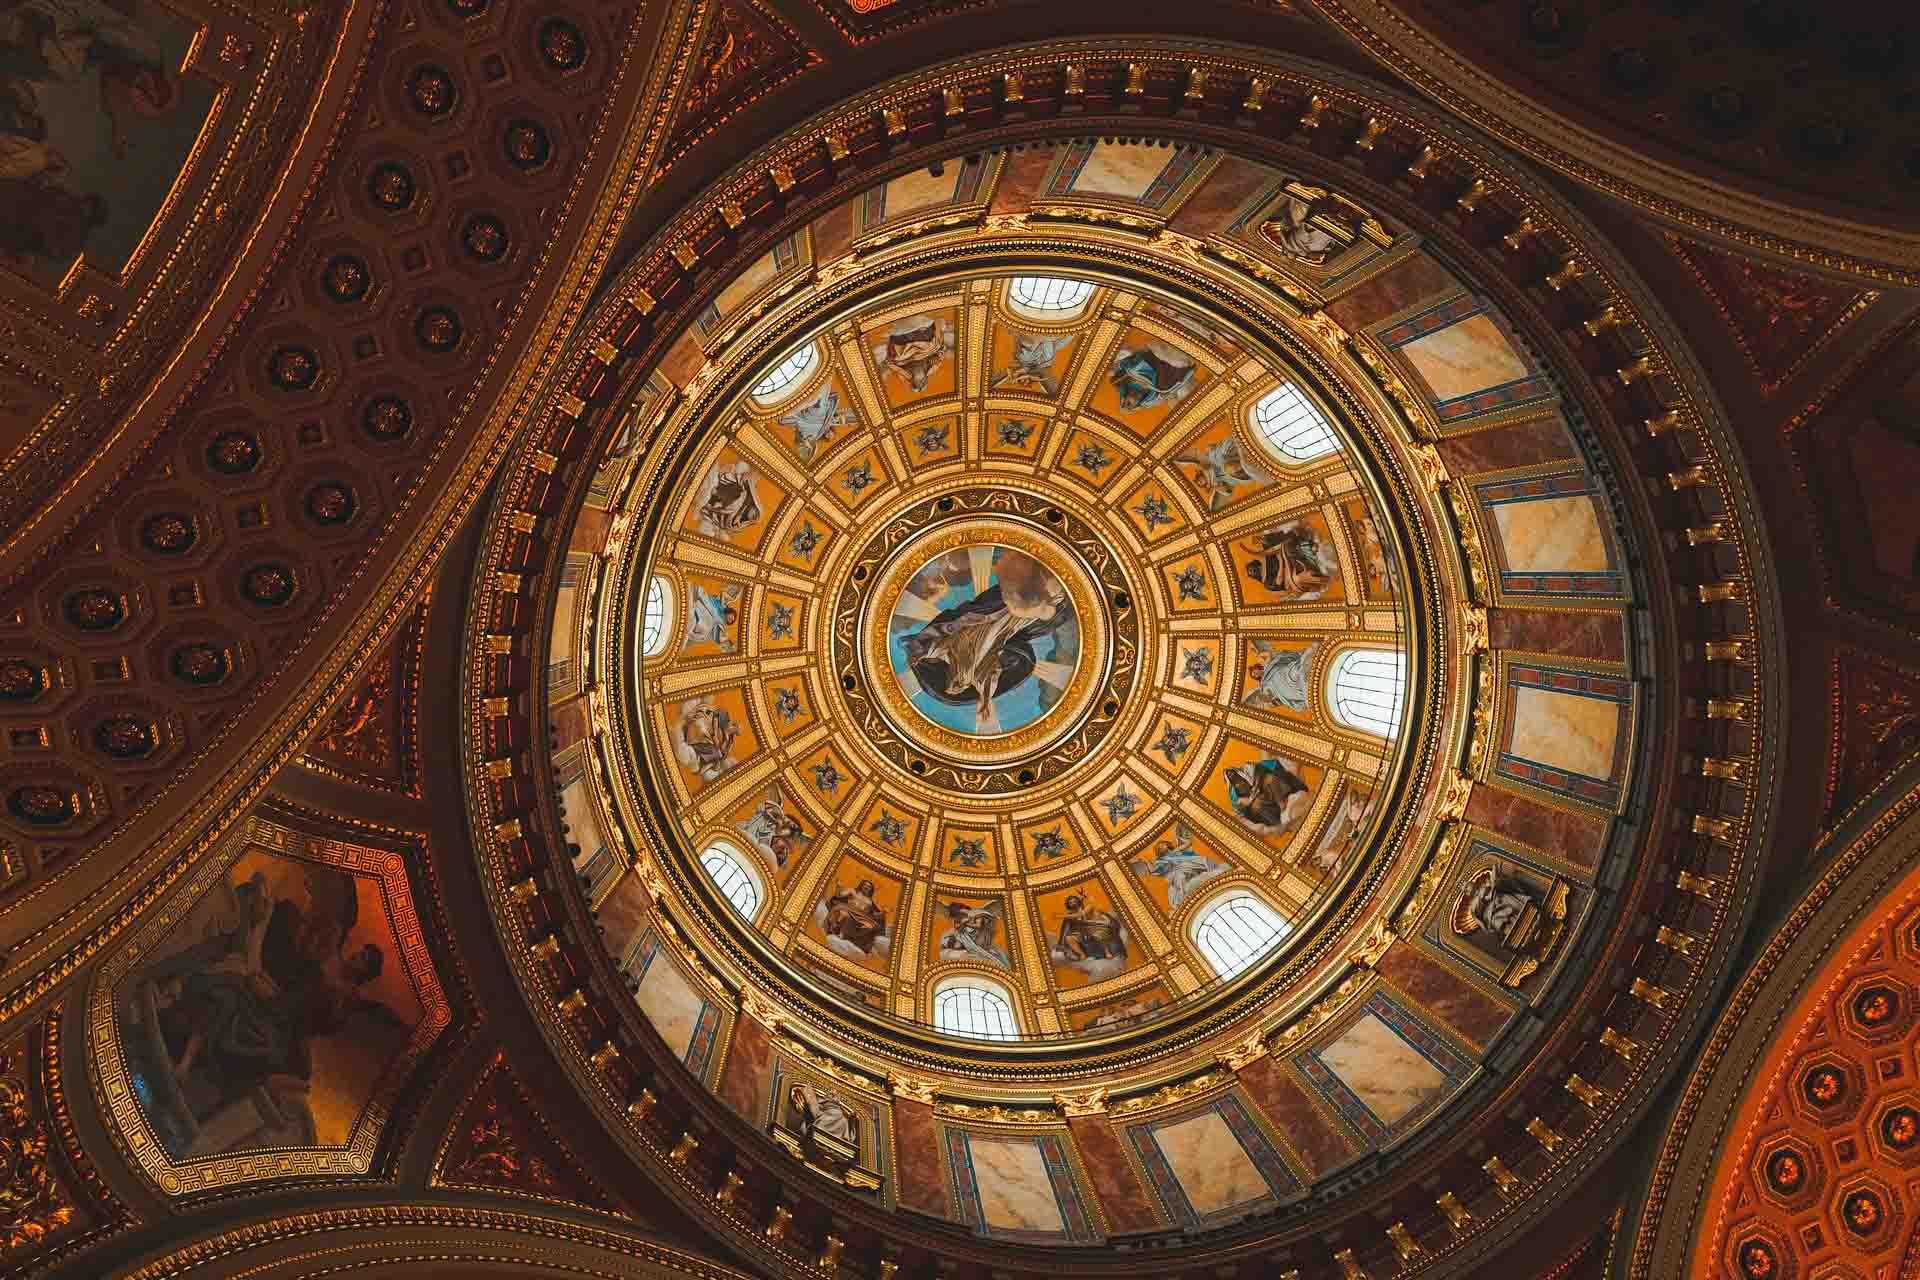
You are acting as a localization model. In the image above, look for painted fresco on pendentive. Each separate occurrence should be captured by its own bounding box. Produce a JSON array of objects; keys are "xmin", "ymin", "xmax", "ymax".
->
[
  {"xmin": 106, "ymin": 839, "xmax": 444, "ymax": 1177},
  {"xmin": 0, "ymin": 0, "xmax": 217, "ymax": 281}
]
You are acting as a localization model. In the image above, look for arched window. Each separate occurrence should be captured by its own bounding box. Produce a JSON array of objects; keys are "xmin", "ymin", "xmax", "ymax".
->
[
  {"xmin": 751, "ymin": 342, "xmax": 819, "ymax": 403},
  {"xmin": 1250, "ymin": 383, "xmax": 1340, "ymax": 463},
  {"xmin": 1327, "ymin": 647, "xmax": 1408, "ymax": 739},
  {"xmin": 1007, "ymin": 275, "xmax": 1095, "ymax": 318},
  {"xmin": 641, "ymin": 574, "xmax": 672, "ymax": 657},
  {"xmin": 1191, "ymin": 891, "xmax": 1291, "ymax": 980},
  {"xmin": 698, "ymin": 840, "xmax": 762, "ymax": 921},
  {"xmin": 932, "ymin": 978, "xmax": 1020, "ymax": 1041}
]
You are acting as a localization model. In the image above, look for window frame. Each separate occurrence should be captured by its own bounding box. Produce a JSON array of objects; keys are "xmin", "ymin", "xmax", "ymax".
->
[
  {"xmin": 1188, "ymin": 888, "xmax": 1292, "ymax": 981},
  {"xmin": 931, "ymin": 975, "xmax": 1022, "ymax": 1041},
  {"xmin": 749, "ymin": 341, "xmax": 820, "ymax": 405},
  {"xmin": 641, "ymin": 573, "xmax": 674, "ymax": 659},
  {"xmin": 1005, "ymin": 275, "xmax": 1096, "ymax": 321},
  {"xmin": 1325, "ymin": 645, "xmax": 1409, "ymax": 741},
  {"xmin": 1248, "ymin": 381, "xmax": 1341, "ymax": 465},
  {"xmin": 697, "ymin": 838, "xmax": 765, "ymax": 923}
]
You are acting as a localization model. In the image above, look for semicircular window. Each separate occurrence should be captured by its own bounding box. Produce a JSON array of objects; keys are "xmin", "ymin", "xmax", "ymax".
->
[
  {"xmin": 698, "ymin": 840, "xmax": 762, "ymax": 921},
  {"xmin": 1327, "ymin": 646, "xmax": 1408, "ymax": 739},
  {"xmin": 1250, "ymin": 382, "xmax": 1339, "ymax": 464},
  {"xmin": 1192, "ymin": 891, "xmax": 1292, "ymax": 980},
  {"xmin": 641, "ymin": 574, "xmax": 672, "ymax": 657},
  {"xmin": 751, "ymin": 342, "xmax": 820, "ymax": 403},
  {"xmin": 932, "ymin": 979, "xmax": 1020, "ymax": 1040},
  {"xmin": 1007, "ymin": 275, "xmax": 1096, "ymax": 318}
]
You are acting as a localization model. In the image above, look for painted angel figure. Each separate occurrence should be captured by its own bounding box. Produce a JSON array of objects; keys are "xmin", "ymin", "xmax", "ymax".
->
[
  {"xmin": 685, "ymin": 582, "xmax": 743, "ymax": 651},
  {"xmin": 1174, "ymin": 433, "xmax": 1270, "ymax": 511},
  {"xmin": 694, "ymin": 460, "xmax": 762, "ymax": 538},
  {"xmin": 871, "ymin": 314, "xmax": 955, "ymax": 392},
  {"xmin": 1245, "ymin": 640, "xmax": 1318, "ymax": 713},
  {"xmin": 737, "ymin": 783, "xmax": 810, "ymax": 868},
  {"xmin": 1109, "ymin": 340, "xmax": 1196, "ymax": 412},
  {"xmin": 778, "ymin": 384, "xmax": 853, "ymax": 461},
  {"xmin": 991, "ymin": 333, "xmax": 1074, "ymax": 395},
  {"xmin": 1129, "ymin": 823, "xmax": 1229, "ymax": 909},
  {"xmin": 938, "ymin": 899, "xmax": 1011, "ymax": 968},
  {"xmin": 1311, "ymin": 789, "xmax": 1369, "ymax": 874}
]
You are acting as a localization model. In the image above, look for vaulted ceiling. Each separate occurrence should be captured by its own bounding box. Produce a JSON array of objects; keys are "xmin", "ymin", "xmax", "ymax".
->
[{"xmin": 0, "ymin": 3, "xmax": 1916, "ymax": 1280}]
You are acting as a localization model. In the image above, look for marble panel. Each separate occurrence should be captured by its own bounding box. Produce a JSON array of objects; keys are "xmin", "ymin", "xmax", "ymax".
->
[
  {"xmin": 991, "ymin": 145, "xmax": 1056, "ymax": 214},
  {"xmin": 1169, "ymin": 156, "xmax": 1272, "ymax": 235},
  {"xmin": 719, "ymin": 1012, "xmax": 773, "ymax": 1119},
  {"xmin": 1237, "ymin": 1055, "xmax": 1356, "ymax": 1176},
  {"xmin": 1487, "ymin": 609, "xmax": 1626, "ymax": 661},
  {"xmin": 1433, "ymin": 415, "xmax": 1575, "ymax": 474},
  {"xmin": 885, "ymin": 165, "xmax": 962, "ymax": 217},
  {"xmin": 1069, "ymin": 1114, "xmax": 1161, "ymax": 1233},
  {"xmin": 968, "ymin": 1134, "xmax": 1067, "ymax": 1233},
  {"xmin": 632, "ymin": 933, "xmax": 712, "ymax": 1068},
  {"xmin": 1400, "ymin": 313, "xmax": 1530, "ymax": 403},
  {"xmin": 1324, "ymin": 254, "xmax": 1457, "ymax": 330},
  {"xmin": 1509, "ymin": 685, "xmax": 1621, "ymax": 783},
  {"xmin": 1463, "ymin": 785, "xmax": 1605, "ymax": 869},
  {"xmin": 1376, "ymin": 941, "xmax": 1512, "ymax": 1050},
  {"xmin": 1152, "ymin": 1109, "xmax": 1269, "ymax": 1217},
  {"xmin": 893, "ymin": 1099, "xmax": 948, "ymax": 1216},
  {"xmin": 1070, "ymin": 142, "xmax": 1173, "ymax": 199},
  {"xmin": 1490, "ymin": 494, "xmax": 1611, "ymax": 574},
  {"xmin": 1313, "ymin": 1011, "xmax": 1447, "ymax": 1128}
]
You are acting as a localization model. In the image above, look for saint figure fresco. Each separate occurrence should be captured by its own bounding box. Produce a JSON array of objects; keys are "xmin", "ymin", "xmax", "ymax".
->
[
  {"xmin": 1049, "ymin": 892, "xmax": 1129, "ymax": 980},
  {"xmin": 937, "ymin": 899, "xmax": 1011, "ymax": 969},
  {"xmin": 116, "ymin": 851, "xmax": 418, "ymax": 1162},
  {"xmin": 870, "ymin": 313, "xmax": 955, "ymax": 392},
  {"xmin": 991, "ymin": 332, "xmax": 1074, "ymax": 395},
  {"xmin": 817, "ymin": 878, "xmax": 890, "ymax": 959},
  {"xmin": 0, "ymin": 0, "xmax": 212, "ymax": 276},
  {"xmin": 1174, "ymin": 431, "xmax": 1270, "ymax": 511},
  {"xmin": 778, "ymin": 383, "xmax": 854, "ymax": 461},
  {"xmin": 737, "ymin": 783, "xmax": 810, "ymax": 869},
  {"xmin": 889, "ymin": 545, "xmax": 1078, "ymax": 736},
  {"xmin": 1239, "ymin": 519, "xmax": 1340, "ymax": 600},
  {"xmin": 674, "ymin": 694, "xmax": 741, "ymax": 782},
  {"xmin": 1129, "ymin": 822, "xmax": 1230, "ymax": 910},
  {"xmin": 692, "ymin": 458, "xmax": 763, "ymax": 539},
  {"xmin": 1244, "ymin": 639, "xmax": 1318, "ymax": 713},
  {"xmin": 1108, "ymin": 339, "xmax": 1196, "ymax": 412},
  {"xmin": 1224, "ymin": 756, "xmax": 1313, "ymax": 835}
]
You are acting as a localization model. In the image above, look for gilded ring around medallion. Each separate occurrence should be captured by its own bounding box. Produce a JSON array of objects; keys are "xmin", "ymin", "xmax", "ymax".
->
[{"xmin": 834, "ymin": 488, "xmax": 1140, "ymax": 793}]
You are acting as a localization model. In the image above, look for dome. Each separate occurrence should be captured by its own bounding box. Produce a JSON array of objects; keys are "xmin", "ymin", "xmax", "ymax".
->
[
  {"xmin": 464, "ymin": 70, "xmax": 1754, "ymax": 1266},
  {"xmin": 614, "ymin": 256, "xmax": 1422, "ymax": 1052}
]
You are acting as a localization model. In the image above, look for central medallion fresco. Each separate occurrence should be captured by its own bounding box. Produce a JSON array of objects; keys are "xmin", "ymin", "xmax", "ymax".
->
[
  {"xmin": 848, "ymin": 499, "xmax": 1130, "ymax": 786},
  {"xmin": 886, "ymin": 539, "xmax": 1082, "ymax": 741}
]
